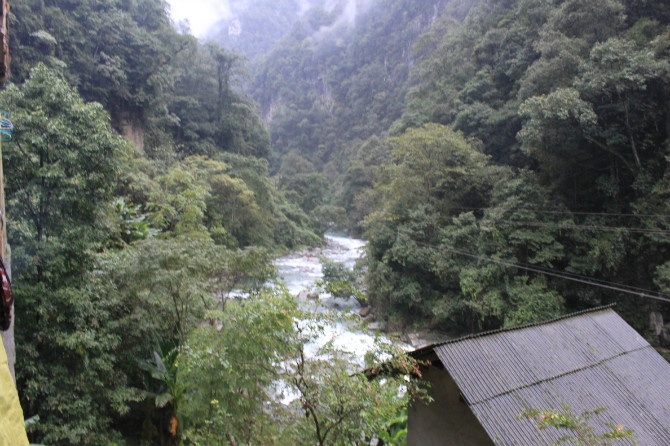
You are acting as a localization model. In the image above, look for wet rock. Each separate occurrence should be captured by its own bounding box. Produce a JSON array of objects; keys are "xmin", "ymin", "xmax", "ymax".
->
[
  {"xmin": 359, "ymin": 307, "xmax": 371, "ymax": 318},
  {"xmin": 406, "ymin": 333, "xmax": 423, "ymax": 348},
  {"xmin": 386, "ymin": 320, "xmax": 401, "ymax": 333},
  {"xmin": 307, "ymin": 292, "xmax": 319, "ymax": 300},
  {"xmin": 403, "ymin": 331, "xmax": 432, "ymax": 348},
  {"xmin": 403, "ymin": 330, "xmax": 449, "ymax": 348},
  {"xmin": 368, "ymin": 322, "xmax": 386, "ymax": 331},
  {"xmin": 297, "ymin": 290, "xmax": 310, "ymax": 300}
]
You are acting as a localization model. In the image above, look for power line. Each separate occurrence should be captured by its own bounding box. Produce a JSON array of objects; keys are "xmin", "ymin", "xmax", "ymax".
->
[
  {"xmin": 450, "ymin": 245, "xmax": 670, "ymax": 298},
  {"xmin": 492, "ymin": 220, "xmax": 670, "ymax": 236},
  {"xmin": 438, "ymin": 246, "xmax": 670, "ymax": 304},
  {"xmin": 451, "ymin": 206, "xmax": 670, "ymax": 220},
  {"xmin": 410, "ymin": 239, "xmax": 670, "ymax": 303},
  {"xmin": 385, "ymin": 211, "xmax": 670, "ymax": 235}
]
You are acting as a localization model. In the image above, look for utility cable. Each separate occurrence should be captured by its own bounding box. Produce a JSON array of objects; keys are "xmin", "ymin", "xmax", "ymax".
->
[
  {"xmin": 451, "ymin": 206, "xmax": 670, "ymax": 220},
  {"xmin": 410, "ymin": 239, "xmax": 670, "ymax": 304},
  {"xmin": 439, "ymin": 246, "xmax": 670, "ymax": 304},
  {"xmin": 384, "ymin": 211, "xmax": 670, "ymax": 234},
  {"xmin": 492, "ymin": 220, "xmax": 670, "ymax": 236}
]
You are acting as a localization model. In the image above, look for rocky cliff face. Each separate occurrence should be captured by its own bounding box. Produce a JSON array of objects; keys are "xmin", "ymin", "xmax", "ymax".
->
[{"xmin": 113, "ymin": 110, "xmax": 145, "ymax": 152}]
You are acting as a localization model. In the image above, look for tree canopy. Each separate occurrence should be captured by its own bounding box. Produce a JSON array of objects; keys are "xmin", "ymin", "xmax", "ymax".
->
[{"xmin": 3, "ymin": 0, "xmax": 670, "ymax": 443}]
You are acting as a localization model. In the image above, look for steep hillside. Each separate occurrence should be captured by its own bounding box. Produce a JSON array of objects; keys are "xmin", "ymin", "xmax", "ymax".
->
[
  {"xmin": 250, "ymin": 0, "xmax": 476, "ymax": 172},
  {"xmin": 357, "ymin": 0, "xmax": 670, "ymax": 338}
]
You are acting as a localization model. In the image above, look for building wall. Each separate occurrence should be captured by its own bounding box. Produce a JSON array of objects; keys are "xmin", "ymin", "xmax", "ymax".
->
[{"xmin": 407, "ymin": 365, "xmax": 494, "ymax": 446}]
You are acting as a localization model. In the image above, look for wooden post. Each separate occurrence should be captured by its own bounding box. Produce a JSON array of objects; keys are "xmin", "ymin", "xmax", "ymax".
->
[{"xmin": 0, "ymin": 0, "xmax": 9, "ymax": 86}]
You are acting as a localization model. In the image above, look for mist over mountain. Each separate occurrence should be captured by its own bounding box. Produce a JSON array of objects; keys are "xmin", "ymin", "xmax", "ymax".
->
[
  {"xmin": 5, "ymin": 0, "xmax": 670, "ymax": 444},
  {"xmin": 204, "ymin": 0, "xmax": 390, "ymax": 60},
  {"xmin": 246, "ymin": 0, "xmax": 472, "ymax": 171},
  {"xmin": 204, "ymin": 0, "xmax": 323, "ymax": 60}
]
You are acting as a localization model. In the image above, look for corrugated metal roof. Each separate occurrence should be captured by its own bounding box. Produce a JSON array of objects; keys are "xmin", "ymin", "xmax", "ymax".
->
[{"xmin": 430, "ymin": 307, "xmax": 670, "ymax": 446}]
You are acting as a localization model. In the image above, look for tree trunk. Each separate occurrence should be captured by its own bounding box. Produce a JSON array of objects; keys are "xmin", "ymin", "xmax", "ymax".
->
[{"xmin": 623, "ymin": 100, "xmax": 641, "ymax": 169}]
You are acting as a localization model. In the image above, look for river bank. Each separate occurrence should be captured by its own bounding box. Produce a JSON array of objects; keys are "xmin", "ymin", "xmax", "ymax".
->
[{"xmin": 274, "ymin": 235, "xmax": 448, "ymax": 352}]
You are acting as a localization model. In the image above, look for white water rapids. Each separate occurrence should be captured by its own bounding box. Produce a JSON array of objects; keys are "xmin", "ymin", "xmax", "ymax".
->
[{"xmin": 274, "ymin": 234, "xmax": 404, "ymax": 361}]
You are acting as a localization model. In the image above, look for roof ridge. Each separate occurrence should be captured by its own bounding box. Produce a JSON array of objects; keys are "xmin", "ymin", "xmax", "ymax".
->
[
  {"xmin": 466, "ymin": 343, "xmax": 651, "ymax": 406},
  {"xmin": 441, "ymin": 304, "xmax": 616, "ymax": 348}
]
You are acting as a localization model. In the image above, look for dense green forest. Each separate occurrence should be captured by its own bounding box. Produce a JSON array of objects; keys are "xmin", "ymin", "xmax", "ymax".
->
[
  {"xmin": 2, "ymin": 0, "xmax": 670, "ymax": 444},
  {"xmin": 363, "ymin": 0, "xmax": 670, "ymax": 334},
  {"xmin": 248, "ymin": 0, "xmax": 670, "ymax": 335},
  {"xmin": 2, "ymin": 1, "xmax": 418, "ymax": 444}
]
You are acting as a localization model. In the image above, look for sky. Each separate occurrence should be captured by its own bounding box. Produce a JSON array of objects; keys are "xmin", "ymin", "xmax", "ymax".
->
[
  {"xmin": 165, "ymin": 0, "xmax": 231, "ymax": 37},
  {"xmin": 165, "ymin": 0, "xmax": 368, "ymax": 39}
]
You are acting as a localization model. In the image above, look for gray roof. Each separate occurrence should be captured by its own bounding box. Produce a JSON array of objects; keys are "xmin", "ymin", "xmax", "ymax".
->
[{"xmin": 430, "ymin": 307, "xmax": 670, "ymax": 446}]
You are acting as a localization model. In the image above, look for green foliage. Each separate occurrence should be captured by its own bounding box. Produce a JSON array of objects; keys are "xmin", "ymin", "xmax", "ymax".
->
[
  {"xmin": 169, "ymin": 43, "xmax": 271, "ymax": 159},
  {"xmin": 172, "ymin": 296, "xmax": 422, "ymax": 446},
  {"xmin": 377, "ymin": 406, "xmax": 409, "ymax": 446},
  {"xmin": 282, "ymin": 321, "xmax": 426, "ymax": 446},
  {"xmin": 113, "ymin": 198, "xmax": 154, "ymax": 244},
  {"xmin": 318, "ymin": 258, "xmax": 363, "ymax": 302},
  {"xmin": 2, "ymin": 64, "xmax": 125, "ymax": 251},
  {"xmin": 100, "ymin": 237, "xmax": 219, "ymax": 345},
  {"xmin": 179, "ymin": 289, "xmax": 296, "ymax": 446},
  {"xmin": 363, "ymin": 123, "xmax": 566, "ymax": 330},
  {"xmin": 11, "ymin": 0, "xmax": 178, "ymax": 146},
  {"xmin": 138, "ymin": 348, "xmax": 185, "ymax": 445},
  {"xmin": 519, "ymin": 405, "xmax": 638, "ymax": 446},
  {"xmin": 354, "ymin": 0, "xmax": 670, "ymax": 339},
  {"xmin": 1, "ymin": 64, "xmax": 134, "ymax": 445}
]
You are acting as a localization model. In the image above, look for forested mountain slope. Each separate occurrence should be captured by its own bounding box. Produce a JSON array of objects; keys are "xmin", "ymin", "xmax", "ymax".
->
[
  {"xmin": 251, "ymin": 0, "xmax": 476, "ymax": 172},
  {"xmin": 3, "ymin": 0, "xmax": 670, "ymax": 443},
  {"xmin": 237, "ymin": 0, "xmax": 670, "ymax": 342},
  {"xmin": 345, "ymin": 0, "xmax": 670, "ymax": 337},
  {"xmin": 1, "ymin": 1, "xmax": 327, "ymax": 444},
  {"xmin": 9, "ymin": 0, "xmax": 320, "ymax": 247}
]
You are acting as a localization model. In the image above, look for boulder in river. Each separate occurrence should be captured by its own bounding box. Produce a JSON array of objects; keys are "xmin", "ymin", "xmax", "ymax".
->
[
  {"xmin": 296, "ymin": 290, "xmax": 319, "ymax": 300},
  {"xmin": 359, "ymin": 307, "xmax": 372, "ymax": 318},
  {"xmin": 368, "ymin": 321, "xmax": 386, "ymax": 331},
  {"xmin": 405, "ymin": 333, "xmax": 423, "ymax": 348}
]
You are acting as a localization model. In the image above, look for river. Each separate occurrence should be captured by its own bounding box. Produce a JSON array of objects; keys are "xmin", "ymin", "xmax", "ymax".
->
[{"xmin": 274, "ymin": 234, "xmax": 402, "ymax": 360}]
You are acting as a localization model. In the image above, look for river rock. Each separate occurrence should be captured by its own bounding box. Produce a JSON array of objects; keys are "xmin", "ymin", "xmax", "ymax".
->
[
  {"xmin": 297, "ymin": 290, "xmax": 309, "ymax": 300},
  {"xmin": 405, "ymin": 333, "xmax": 423, "ymax": 348},
  {"xmin": 359, "ymin": 307, "xmax": 371, "ymax": 318},
  {"xmin": 306, "ymin": 292, "xmax": 319, "ymax": 300},
  {"xmin": 386, "ymin": 320, "xmax": 401, "ymax": 333},
  {"xmin": 368, "ymin": 321, "xmax": 386, "ymax": 331}
]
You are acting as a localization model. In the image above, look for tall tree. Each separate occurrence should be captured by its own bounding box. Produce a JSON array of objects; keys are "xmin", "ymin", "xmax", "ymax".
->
[{"xmin": 1, "ymin": 65, "xmax": 132, "ymax": 445}]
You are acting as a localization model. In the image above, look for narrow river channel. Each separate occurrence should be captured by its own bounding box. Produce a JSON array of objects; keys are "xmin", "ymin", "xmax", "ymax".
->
[{"xmin": 274, "ymin": 234, "xmax": 404, "ymax": 361}]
